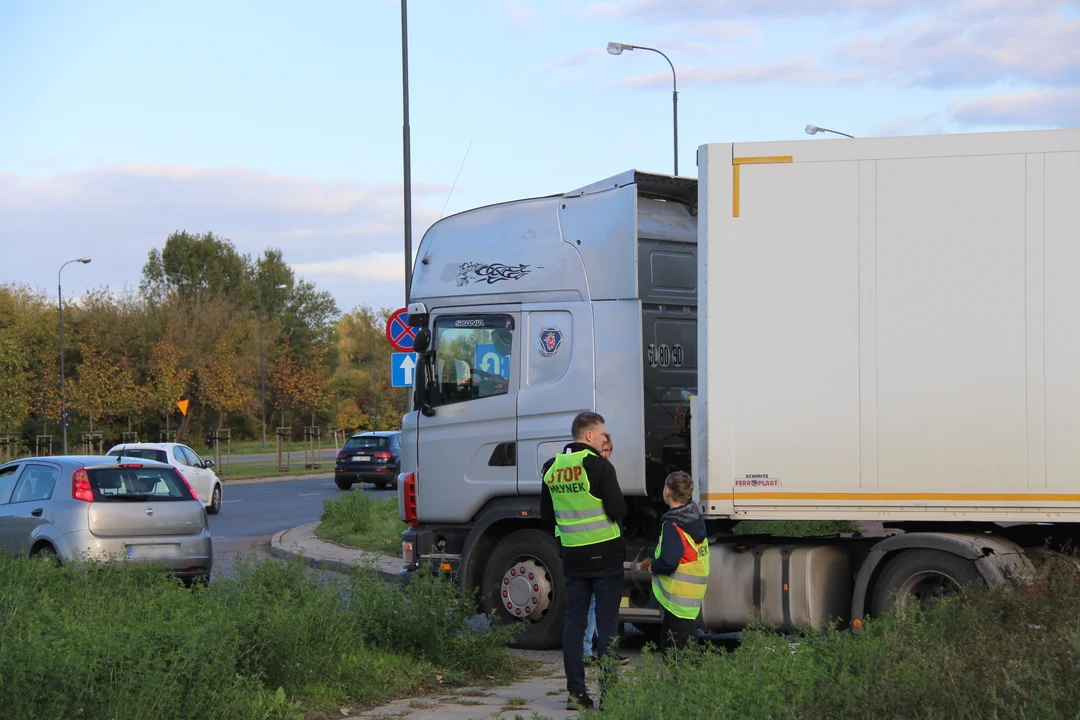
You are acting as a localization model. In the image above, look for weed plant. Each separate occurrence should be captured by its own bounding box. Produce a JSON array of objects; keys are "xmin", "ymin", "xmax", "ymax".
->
[
  {"xmin": 318, "ymin": 492, "xmax": 405, "ymax": 555},
  {"xmin": 0, "ymin": 553, "xmax": 515, "ymax": 720},
  {"xmin": 594, "ymin": 556, "xmax": 1080, "ymax": 719}
]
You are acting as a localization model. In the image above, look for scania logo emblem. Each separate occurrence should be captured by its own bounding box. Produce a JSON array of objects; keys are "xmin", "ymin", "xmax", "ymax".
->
[{"xmin": 145, "ymin": 507, "xmax": 155, "ymax": 517}]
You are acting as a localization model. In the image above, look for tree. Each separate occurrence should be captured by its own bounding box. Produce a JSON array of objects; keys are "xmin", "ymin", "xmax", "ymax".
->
[
  {"xmin": 331, "ymin": 306, "xmax": 407, "ymax": 431},
  {"xmin": 27, "ymin": 356, "xmax": 62, "ymax": 435},
  {"xmin": 198, "ymin": 339, "xmax": 252, "ymax": 428},
  {"xmin": 141, "ymin": 231, "xmax": 251, "ymax": 302},
  {"xmin": 69, "ymin": 340, "xmax": 122, "ymax": 431},
  {"xmin": 148, "ymin": 339, "xmax": 193, "ymax": 433},
  {"xmin": 0, "ymin": 333, "xmax": 30, "ymax": 431}
]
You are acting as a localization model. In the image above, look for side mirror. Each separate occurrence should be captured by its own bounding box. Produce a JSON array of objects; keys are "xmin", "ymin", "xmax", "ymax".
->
[
  {"xmin": 203, "ymin": 459, "xmax": 216, "ymax": 469},
  {"xmin": 415, "ymin": 352, "xmax": 437, "ymax": 417},
  {"xmin": 413, "ymin": 327, "xmax": 431, "ymax": 353}
]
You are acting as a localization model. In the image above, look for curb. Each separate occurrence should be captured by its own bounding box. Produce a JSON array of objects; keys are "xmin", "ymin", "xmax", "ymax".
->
[{"xmin": 270, "ymin": 522, "xmax": 407, "ymax": 584}]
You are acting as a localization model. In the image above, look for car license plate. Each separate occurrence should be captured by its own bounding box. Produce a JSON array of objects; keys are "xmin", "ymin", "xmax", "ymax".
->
[
  {"xmin": 353, "ymin": 455, "xmax": 370, "ymax": 461},
  {"xmin": 127, "ymin": 544, "xmax": 181, "ymax": 560}
]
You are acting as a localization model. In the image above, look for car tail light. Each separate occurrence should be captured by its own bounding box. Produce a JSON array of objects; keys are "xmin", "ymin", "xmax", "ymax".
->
[
  {"xmin": 336, "ymin": 451, "xmax": 348, "ymax": 460},
  {"xmin": 375, "ymin": 452, "xmax": 392, "ymax": 460},
  {"xmin": 403, "ymin": 472, "xmax": 418, "ymax": 526},
  {"xmin": 72, "ymin": 468, "xmax": 94, "ymax": 503},
  {"xmin": 173, "ymin": 468, "xmax": 200, "ymax": 501}
]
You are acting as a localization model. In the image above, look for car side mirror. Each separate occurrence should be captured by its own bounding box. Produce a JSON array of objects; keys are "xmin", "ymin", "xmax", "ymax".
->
[{"xmin": 204, "ymin": 459, "xmax": 216, "ymax": 469}]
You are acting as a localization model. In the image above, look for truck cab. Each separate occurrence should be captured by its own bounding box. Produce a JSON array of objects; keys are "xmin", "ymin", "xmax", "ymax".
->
[{"xmin": 399, "ymin": 170, "xmax": 698, "ymax": 648}]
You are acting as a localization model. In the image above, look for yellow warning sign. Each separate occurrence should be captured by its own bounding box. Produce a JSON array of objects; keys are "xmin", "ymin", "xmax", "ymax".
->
[{"xmin": 176, "ymin": 399, "xmax": 190, "ymax": 416}]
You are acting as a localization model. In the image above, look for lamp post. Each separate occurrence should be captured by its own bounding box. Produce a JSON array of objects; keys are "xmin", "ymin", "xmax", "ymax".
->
[
  {"xmin": 805, "ymin": 124, "xmax": 855, "ymax": 139},
  {"xmin": 258, "ymin": 283, "xmax": 288, "ymax": 449},
  {"xmin": 608, "ymin": 41, "xmax": 679, "ymax": 176},
  {"xmin": 58, "ymin": 257, "xmax": 91, "ymax": 455}
]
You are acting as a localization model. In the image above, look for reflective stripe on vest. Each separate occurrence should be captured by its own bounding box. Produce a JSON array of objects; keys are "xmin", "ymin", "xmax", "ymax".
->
[
  {"xmin": 544, "ymin": 449, "xmax": 620, "ymax": 548},
  {"xmin": 652, "ymin": 521, "xmax": 710, "ymax": 620}
]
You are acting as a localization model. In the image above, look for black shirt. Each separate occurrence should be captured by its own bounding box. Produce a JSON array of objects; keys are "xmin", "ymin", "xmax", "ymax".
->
[{"xmin": 540, "ymin": 441, "xmax": 627, "ymax": 573}]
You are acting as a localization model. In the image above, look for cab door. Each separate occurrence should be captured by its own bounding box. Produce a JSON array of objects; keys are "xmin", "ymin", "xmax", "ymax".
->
[{"xmin": 415, "ymin": 306, "xmax": 520, "ymax": 523}]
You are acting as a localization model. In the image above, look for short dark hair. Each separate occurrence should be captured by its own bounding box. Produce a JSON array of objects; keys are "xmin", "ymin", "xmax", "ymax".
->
[
  {"xmin": 665, "ymin": 471, "xmax": 693, "ymax": 504},
  {"xmin": 571, "ymin": 411, "xmax": 605, "ymax": 440}
]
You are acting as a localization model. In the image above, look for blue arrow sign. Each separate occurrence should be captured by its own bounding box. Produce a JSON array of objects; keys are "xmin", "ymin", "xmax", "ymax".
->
[
  {"xmin": 474, "ymin": 343, "xmax": 510, "ymax": 377},
  {"xmin": 391, "ymin": 352, "xmax": 418, "ymax": 387}
]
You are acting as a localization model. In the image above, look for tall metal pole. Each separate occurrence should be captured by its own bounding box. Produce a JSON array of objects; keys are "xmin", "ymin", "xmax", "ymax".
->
[
  {"xmin": 58, "ymin": 275, "xmax": 67, "ymax": 455},
  {"xmin": 401, "ymin": 0, "xmax": 413, "ymax": 304},
  {"xmin": 259, "ymin": 306, "xmax": 267, "ymax": 449},
  {"xmin": 672, "ymin": 83, "xmax": 679, "ymax": 177},
  {"xmin": 607, "ymin": 43, "xmax": 679, "ymax": 176},
  {"xmin": 401, "ymin": 0, "xmax": 415, "ymax": 415},
  {"xmin": 57, "ymin": 258, "xmax": 89, "ymax": 455}
]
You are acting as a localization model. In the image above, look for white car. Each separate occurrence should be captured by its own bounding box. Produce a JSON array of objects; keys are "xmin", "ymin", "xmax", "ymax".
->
[{"xmin": 106, "ymin": 443, "xmax": 223, "ymax": 514}]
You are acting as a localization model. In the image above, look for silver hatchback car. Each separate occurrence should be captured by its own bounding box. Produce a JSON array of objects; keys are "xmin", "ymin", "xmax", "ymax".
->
[{"xmin": 0, "ymin": 456, "xmax": 212, "ymax": 581}]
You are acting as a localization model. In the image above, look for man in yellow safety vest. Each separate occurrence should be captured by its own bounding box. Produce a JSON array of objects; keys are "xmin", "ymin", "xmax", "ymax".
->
[
  {"xmin": 541, "ymin": 411, "xmax": 627, "ymax": 711},
  {"xmin": 640, "ymin": 471, "xmax": 709, "ymax": 649}
]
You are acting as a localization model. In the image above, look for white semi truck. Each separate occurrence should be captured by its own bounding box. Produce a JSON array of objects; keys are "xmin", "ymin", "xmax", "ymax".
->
[{"xmin": 397, "ymin": 128, "xmax": 1080, "ymax": 649}]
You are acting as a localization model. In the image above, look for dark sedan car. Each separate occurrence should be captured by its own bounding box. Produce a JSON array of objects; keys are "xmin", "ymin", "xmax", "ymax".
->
[{"xmin": 334, "ymin": 431, "xmax": 401, "ymax": 490}]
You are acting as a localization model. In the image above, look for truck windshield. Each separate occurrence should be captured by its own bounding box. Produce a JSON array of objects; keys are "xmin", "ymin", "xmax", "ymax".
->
[{"xmin": 429, "ymin": 314, "xmax": 514, "ymax": 406}]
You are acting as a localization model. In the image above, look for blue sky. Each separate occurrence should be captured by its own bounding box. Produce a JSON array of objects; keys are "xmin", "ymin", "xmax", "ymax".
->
[{"xmin": 3, "ymin": 0, "xmax": 1078, "ymax": 312}]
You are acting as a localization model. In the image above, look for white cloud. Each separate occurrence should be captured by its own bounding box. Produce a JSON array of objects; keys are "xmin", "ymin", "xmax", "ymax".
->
[
  {"xmin": 872, "ymin": 113, "xmax": 942, "ymax": 136},
  {"xmin": 292, "ymin": 252, "xmax": 405, "ymax": 282},
  {"xmin": 617, "ymin": 58, "xmax": 865, "ymax": 88},
  {"xmin": 949, "ymin": 88, "xmax": 1080, "ymax": 127},
  {"xmin": 0, "ymin": 164, "xmax": 444, "ymax": 312},
  {"xmin": 548, "ymin": 48, "xmax": 605, "ymax": 69},
  {"xmin": 840, "ymin": 6, "xmax": 1080, "ymax": 89}
]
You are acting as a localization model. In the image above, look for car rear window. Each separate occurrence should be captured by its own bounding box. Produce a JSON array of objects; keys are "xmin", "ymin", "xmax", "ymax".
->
[
  {"xmin": 86, "ymin": 467, "xmax": 194, "ymax": 502},
  {"xmin": 343, "ymin": 436, "xmax": 389, "ymax": 450},
  {"xmin": 107, "ymin": 448, "xmax": 169, "ymax": 464}
]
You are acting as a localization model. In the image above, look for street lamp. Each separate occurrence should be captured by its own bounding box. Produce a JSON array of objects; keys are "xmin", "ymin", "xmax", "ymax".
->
[
  {"xmin": 806, "ymin": 124, "xmax": 855, "ymax": 139},
  {"xmin": 258, "ymin": 283, "xmax": 288, "ymax": 449},
  {"xmin": 608, "ymin": 41, "xmax": 680, "ymax": 176},
  {"xmin": 58, "ymin": 257, "xmax": 91, "ymax": 455}
]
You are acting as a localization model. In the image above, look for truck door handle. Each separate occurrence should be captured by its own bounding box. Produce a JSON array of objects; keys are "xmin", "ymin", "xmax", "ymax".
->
[
  {"xmin": 30, "ymin": 508, "xmax": 43, "ymax": 517},
  {"xmin": 488, "ymin": 443, "xmax": 516, "ymax": 467}
]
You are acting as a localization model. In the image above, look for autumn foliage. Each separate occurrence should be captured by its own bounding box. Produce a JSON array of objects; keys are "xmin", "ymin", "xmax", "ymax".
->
[{"xmin": 0, "ymin": 231, "xmax": 407, "ymax": 448}]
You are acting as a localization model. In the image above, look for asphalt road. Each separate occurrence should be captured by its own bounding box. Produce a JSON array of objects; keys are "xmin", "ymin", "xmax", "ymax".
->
[{"xmin": 207, "ymin": 477, "xmax": 395, "ymax": 579}]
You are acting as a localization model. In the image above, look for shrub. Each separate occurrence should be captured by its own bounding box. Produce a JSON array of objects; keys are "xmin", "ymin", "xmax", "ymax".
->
[
  {"xmin": 0, "ymin": 552, "xmax": 515, "ymax": 720},
  {"xmin": 595, "ymin": 558, "xmax": 1080, "ymax": 720},
  {"xmin": 318, "ymin": 492, "xmax": 405, "ymax": 554}
]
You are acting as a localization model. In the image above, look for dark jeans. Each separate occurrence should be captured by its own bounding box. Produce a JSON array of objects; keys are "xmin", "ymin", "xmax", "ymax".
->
[
  {"xmin": 661, "ymin": 608, "xmax": 698, "ymax": 651},
  {"xmin": 563, "ymin": 565, "xmax": 622, "ymax": 697}
]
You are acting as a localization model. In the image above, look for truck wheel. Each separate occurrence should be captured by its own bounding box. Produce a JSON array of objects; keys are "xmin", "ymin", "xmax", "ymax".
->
[
  {"xmin": 870, "ymin": 549, "xmax": 981, "ymax": 616},
  {"xmin": 480, "ymin": 529, "xmax": 565, "ymax": 650}
]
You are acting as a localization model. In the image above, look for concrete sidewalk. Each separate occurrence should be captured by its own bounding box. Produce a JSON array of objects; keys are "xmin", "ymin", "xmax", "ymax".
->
[
  {"xmin": 269, "ymin": 521, "xmax": 406, "ymax": 582},
  {"xmin": 347, "ymin": 654, "xmax": 589, "ymax": 720}
]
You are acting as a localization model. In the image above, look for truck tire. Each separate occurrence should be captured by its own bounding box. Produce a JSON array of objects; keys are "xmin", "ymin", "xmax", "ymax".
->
[
  {"xmin": 870, "ymin": 549, "xmax": 981, "ymax": 616},
  {"xmin": 480, "ymin": 529, "xmax": 565, "ymax": 650}
]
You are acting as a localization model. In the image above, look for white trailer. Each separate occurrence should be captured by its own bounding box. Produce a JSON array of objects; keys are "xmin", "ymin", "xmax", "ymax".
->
[
  {"xmin": 400, "ymin": 128, "xmax": 1080, "ymax": 648},
  {"xmin": 695, "ymin": 130, "xmax": 1080, "ymax": 524}
]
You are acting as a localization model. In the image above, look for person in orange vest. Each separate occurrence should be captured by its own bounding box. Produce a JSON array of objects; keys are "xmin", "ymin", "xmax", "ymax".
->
[{"xmin": 640, "ymin": 471, "xmax": 709, "ymax": 650}]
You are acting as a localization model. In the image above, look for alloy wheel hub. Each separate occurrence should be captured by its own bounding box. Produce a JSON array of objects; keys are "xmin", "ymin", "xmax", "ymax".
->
[{"xmin": 500, "ymin": 558, "xmax": 553, "ymax": 621}]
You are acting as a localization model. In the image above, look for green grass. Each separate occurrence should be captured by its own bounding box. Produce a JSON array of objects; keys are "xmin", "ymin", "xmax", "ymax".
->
[
  {"xmin": 0, "ymin": 554, "xmax": 517, "ymax": 720},
  {"xmin": 317, "ymin": 492, "xmax": 406, "ymax": 556},
  {"xmin": 590, "ymin": 557, "xmax": 1080, "ymax": 720},
  {"xmin": 192, "ymin": 439, "xmax": 335, "ymax": 456},
  {"xmin": 732, "ymin": 519, "xmax": 861, "ymax": 536}
]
